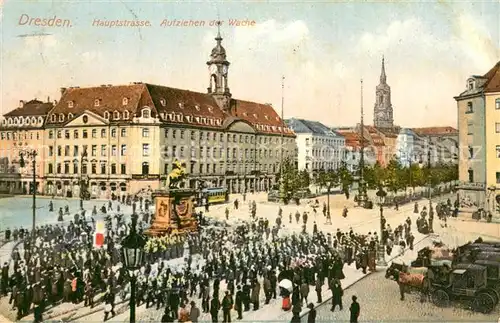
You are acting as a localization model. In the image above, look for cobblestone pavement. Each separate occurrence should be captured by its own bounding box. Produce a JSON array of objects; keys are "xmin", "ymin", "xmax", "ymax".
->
[{"xmin": 304, "ymin": 270, "xmax": 500, "ymax": 323}]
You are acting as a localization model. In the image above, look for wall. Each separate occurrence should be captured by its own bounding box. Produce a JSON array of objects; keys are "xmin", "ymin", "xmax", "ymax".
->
[{"xmin": 485, "ymin": 93, "xmax": 500, "ymax": 188}]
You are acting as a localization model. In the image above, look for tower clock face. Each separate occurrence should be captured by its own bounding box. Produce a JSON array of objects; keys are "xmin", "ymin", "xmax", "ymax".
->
[
  {"xmin": 222, "ymin": 65, "xmax": 228, "ymax": 75},
  {"xmin": 209, "ymin": 65, "xmax": 217, "ymax": 74}
]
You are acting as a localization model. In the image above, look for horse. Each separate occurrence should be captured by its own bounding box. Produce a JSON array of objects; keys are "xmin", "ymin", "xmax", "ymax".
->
[{"xmin": 386, "ymin": 262, "xmax": 429, "ymax": 301}]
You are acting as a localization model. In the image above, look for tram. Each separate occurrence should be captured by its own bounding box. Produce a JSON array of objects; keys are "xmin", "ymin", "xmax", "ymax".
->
[{"xmin": 201, "ymin": 187, "xmax": 229, "ymax": 205}]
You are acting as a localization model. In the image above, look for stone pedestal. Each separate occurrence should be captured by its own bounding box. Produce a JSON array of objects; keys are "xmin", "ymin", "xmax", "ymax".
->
[{"xmin": 146, "ymin": 188, "xmax": 198, "ymax": 237}]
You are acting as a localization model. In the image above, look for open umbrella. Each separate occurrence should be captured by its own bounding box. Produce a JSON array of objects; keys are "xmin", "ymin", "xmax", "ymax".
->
[{"xmin": 278, "ymin": 279, "xmax": 293, "ymax": 292}]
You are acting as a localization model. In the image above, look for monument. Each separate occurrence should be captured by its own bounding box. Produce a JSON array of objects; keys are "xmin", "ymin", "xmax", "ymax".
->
[{"xmin": 147, "ymin": 160, "xmax": 198, "ymax": 237}]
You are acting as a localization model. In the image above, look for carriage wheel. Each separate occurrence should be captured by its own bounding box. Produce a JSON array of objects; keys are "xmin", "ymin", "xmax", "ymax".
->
[
  {"xmin": 431, "ymin": 289, "xmax": 449, "ymax": 307},
  {"xmin": 472, "ymin": 293, "xmax": 495, "ymax": 314}
]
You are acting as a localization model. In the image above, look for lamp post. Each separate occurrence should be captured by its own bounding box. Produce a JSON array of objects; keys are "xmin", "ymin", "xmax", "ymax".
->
[
  {"xmin": 19, "ymin": 149, "xmax": 37, "ymax": 244},
  {"xmin": 121, "ymin": 213, "xmax": 147, "ymax": 323},
  {"xmin": 376, "ymin": 186, "xmax": 387, "ymax": 266},
  {"xmin": 487, "ymin": 185, "xmax": 496, "ymax": 217},
  {"xmin": 80, "ymin": 149, "xmax": 88, "ymax": 210}
]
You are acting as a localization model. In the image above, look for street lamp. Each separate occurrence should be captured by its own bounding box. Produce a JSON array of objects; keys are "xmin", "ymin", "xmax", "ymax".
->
[
  {"xmin": 487, "ymin": 185, "xmax": 496, "ymax": 216},
  {"xmin": 376, "ymin": 186, "xmax": 387, "ymax": 266},
  {"xmin": 19, "ymin": 149, "xmax": 37, "ymax": 244},
  {"xmin": 121, "ymin": 213, "xmax": 147, "ymax": 323},
  {"xmin": 80, "ymin": 149, "xmax": 88, "ymax": 210}
]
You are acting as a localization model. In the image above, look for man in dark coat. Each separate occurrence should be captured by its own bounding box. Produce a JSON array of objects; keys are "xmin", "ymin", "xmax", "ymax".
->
[
  {"xmin": 210, "ymin": 296, "xmax": 221, "ymax": 323},
  {"xmin": 330, "ymin": 279, "xmax": 343, "ymax": 312},
  {"xmin": 235, "ymin": 285, "xmax": 243, "ymax": 319},
  {"xmin": 315, "ymin": 277, "xmax": 322, "ymax": 303},
  {"xmin": 307, "ymin": 303, "xmax": 316, "ymax": 323},
  {"xmin": 222, "ymin": 290, "xmax": 233, "ymax": 322},
  {"xmin": 349, "ymin": 295, "xmax": 360, "ymax": 322},
  {"xmin": 242, "ymin": 282, "xmax": 251, "ymax": 311}
]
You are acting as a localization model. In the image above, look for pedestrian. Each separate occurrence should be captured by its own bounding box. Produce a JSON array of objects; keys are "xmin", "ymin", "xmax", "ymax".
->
[
  {"xmin": 300, "ymin": 281, "xmax": 309, "ymax": 305},
  {"xmin": 161, "ymin": 307, "xmax": 174, "ymax": 322},
  {"xmin": 222, "ymin": 290, "xmax": 233, "ymax": 322},
  {"xmin": 349, "ymin": 295, "xmax": 360, "ymax": 323},
  {"xmin": 235, "ymin": 285, "xmax": 243, "ymax": 319},
  {"xmin": 178, "ymin": 303, "xmax": 189, "ymax": 322},
  {"xmin": 307, "ymin": 303, "xmax": 316, "ymax": 323},
  {"xmin": 330, "ymin": 279, "xmax": 343, "ymax": 312},
  {"xmin": 189, "ymin": 301, "xmax": 200, "ymax": 322},
  {"xmin": 315, "ymin": 277, "xmax": 322, "ymax": 303},
  {"xmin": 210, "ymin": 296, "xmax": 220, "ymax": 323}
]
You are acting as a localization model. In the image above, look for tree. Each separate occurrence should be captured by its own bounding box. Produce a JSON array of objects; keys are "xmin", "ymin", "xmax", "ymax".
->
[
  {"xmin": 337, "ymin": 161, "xmax": 354, "ymax": 199},
  {"xmin": 314, "ymin": 168, "xmax": 339, "ymax": 217},
  {"xmin": 384, "ymin": 159, "xmax": 405, "ymax": 195},
  {"xmin": 279, "ymin": 157, "xmax": 300, "ymax": 202},
  {"xmin": 298, "ymin": 169, "xmax": 311, "ymax": 190}
]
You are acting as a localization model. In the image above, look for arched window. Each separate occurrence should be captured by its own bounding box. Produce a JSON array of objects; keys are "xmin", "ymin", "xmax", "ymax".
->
[
  {"xmin": 31, "ymin": 117, "xmax": 36, "ymax": 124},
  {"xmin": 37, "ymin": 117, "xmax": 43, "ymax": 124},
  {"xmin": 142, "ymin": 162, "xmax": 149, "ymax": 175},
  {"xmin": 496, "ymin": 98, "xmax": 500, "ymax": 110},
  {"xmin": 467, "ymin": 102, "xmax": 473, "ymax": 113},
  {"xmin": 13, "ymin": 118, "xmax": 18, "ymax": 125},
  {"xmin": 59, "ymin": 114, "xmax": 65, "ymax": 122},
  {"xmin": 103, "ymin": 111, "xmax": 110, "ymax": 119},
  {"xmin": 51, "ymin": 115, "xmax": 56, "ymax": 122},
  {"xmin": 113, "ymin": 111, "xmax": 120, "ymax": 119},
  {"xmin": 122, "ymin": 98, "xmax": 128, "ymax": 105},
  {"xmin": 68, "ymin": 113, "xmax": 74, "ymax": 119},
  {"xmin": 142, "ymin": 108, "xmax": 150, "ymax": 119},
  {"xmin": 123, "ymin": 110, "xmax": 129, "ymax": 119}
]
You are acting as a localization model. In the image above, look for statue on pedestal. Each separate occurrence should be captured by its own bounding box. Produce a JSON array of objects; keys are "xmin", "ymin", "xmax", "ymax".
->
[{"xmin": 166, "ymin": 160, "xmax": 187, "ymax": 189}]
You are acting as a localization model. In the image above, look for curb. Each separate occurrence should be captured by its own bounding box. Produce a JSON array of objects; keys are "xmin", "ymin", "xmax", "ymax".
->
[{"xmin": 296, "ymin": 234, "xmax": 432, "ymax": 320}]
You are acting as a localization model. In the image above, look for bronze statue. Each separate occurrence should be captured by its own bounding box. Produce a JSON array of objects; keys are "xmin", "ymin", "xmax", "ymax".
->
[{"xmin": 167, "ymin": 160, "xmax": 187, "ymax": 189}]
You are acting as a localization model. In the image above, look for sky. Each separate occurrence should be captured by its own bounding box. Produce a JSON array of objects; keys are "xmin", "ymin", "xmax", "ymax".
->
[{"xmin": 0, "ymin": 0, "xmax": 499, "ymax": 128}]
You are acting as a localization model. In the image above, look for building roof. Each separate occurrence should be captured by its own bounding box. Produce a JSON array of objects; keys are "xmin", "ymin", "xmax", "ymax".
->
[
  {"xmin": 412, "ymin": 126, "xmax": 458, "ymax": 136},
  {"xmin": 335, "ymin": 130, "xmax": 367, "ymax": 149},
  {"xmin": 45, "ymin": 83, "xmax": 294, "ymax": 136},
  {"xmin": 376, "ymin": 126, "xmax": 400, "ymax": 138},
  {"xmin": 285, "ymin": 118, "xmax": 342, "ymax": 137},
  {"xmin": 483, "ymin": 61, "xmax": 500, "ymax": 93},
  {"xmin": 4, "ymin": 99, "xmax": 54, "ymax": 117}
]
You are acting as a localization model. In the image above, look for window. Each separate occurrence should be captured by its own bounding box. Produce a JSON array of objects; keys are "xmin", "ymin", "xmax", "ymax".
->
[
  {"xmin": 239, "ymin": 135, "xmax": 243, "ymax": 143},
  {"xmin": 180, "ymin": 130, "xmax": 184, "ymax": 139},
  {"xmin": 199, "ymin": 132, "xmax": 204, "ymax": 140},
  {"xmin": 111, "ymin": 163, "xmax": 117, "ymax": 174},
  {"xmin": 74, "ymin": 145, "xmax": 79, "ymax": 157},
  {"xmin": 121, "ymin": 144, "xmax": 127, "ymax": 156},
  {"xmin": 220, "ymin": 133, "xmax": 224, "ymax": 141},
  {"xmin": 74, "ymin": 130, "xmax": 79, "ymax": 139},
  {"xmin": 143, "ymin": 144, "xmax": 150, "ymax": 156},
  {"xmin": 496, "ymin": 99, "xmax": 500, "ymax": 110},
  {"xmin": 73, "ymin": 163, "xmax": 78, "ymax": 174},
  {"xmin": 206, "ymin": 164, "xmax": 210, "ymax": 173},
  {"xmin": 468, "ymin": 169, "xmax": 474, "ymax": 182},
  {"xmin": 57, "ymin": 146, "xmax": 62, "ymax": 156},
  {"xmin": 172, "ymin": 145, "xmax": 177, "ymax": 157},
  {"xmin": 191, "ymin": 147, "xmax": 196, "ymax": 158},
  {"xmin": 245, "ymin": 135, "xmax": 249, "ymax": 143},
  {"xmin": 82, "ymin": 163, "xmax": 87, "ymax": 174},
  {"xmin": 233, "ymin": 148, "xmax": 237, "ymax": 158},
  {"xmin": 111, "ymin": 145, "xmax": 117, "ymax": 156},
  {"xmin": 111, "ymin": 128, "xmax": 117, "ymax": 138},
  {"xmin": 101, "ymin": 129, "xmax": 106, "ymax": 138},
  {"xmin": 64, "ymin": 163, "xmax": 69, "ymax": 174},
  {"xmin": 57, "ymin": 163, "xmax": 61, "ymax": 174},
  {"xmin": 200, "ymin": 147, "xmax": 204, "ymax": 158},
  {"xmin": 59, "ymin": 114, "xmax": 65, "ymax": 122},
  {"xmin": 103, "ymin": 111, "xmax": 109, "ymax": 119},
  {"xmin": 468, "ymin": 80, "xmax": 474, "ymax": 90},
  {"xmin": 92, "ymin": 129, "xmax": 97, "ymax": 138},
  {"xmin": 121, "ymin": 164, "xmax": 126, "ymax": 174},
  {"xmin": 48, "ymin": 164, "xmax": 53, "ymax": 174},
  {"xmin": 49, "ymin": 131, "xmax": 53, "ymax": 139},
  {"xmin": 101, "ymin": 164, "xmax": 106, "ymax": 174},
  {"xmin": 199, "ymin": 164, "xmax": 203, "ymax": 174},
  {"xmin": 142, "ymin": 108, "xmax": 150, "ymax": 118},
  {"xmin": 51, "ymin": 115, "xmax": 56, "ymax": 122},
  {"xmin": 92, "ymin": 164, "xmax": 97, "ymax": 174},
  {"xmin": 173, "ymin": 130, "xmax": 177, "ymax": 139},
  {"xmin": 123, "ymin": 111, "xmax": 130, "ymax": 119},
  {"xmin": 142, "ymin": 128, "xmax": 149, "ymax": 137},
  {"xmin": 101, "ymin": 145, "xmax": 107, "ymax": 157},
  {"xmin": 142, "ymin": 162, "xmax": 149, "ymax": 175},
  {"xmin": 180, "ymin": 146, "xmax": 185, "ymax": 157},
  {"xmin": 121, "ymin": 128, "xmax": 127, "ymax": 137},
  {"xmin": 496, "ymin": 123, "xmax": 500, "ymax": 133},
  {"xmin": 94, "ymin": 99, "xmax": 100, "ymax": 107},
  {"xmin": 164, "ymin": 129, "xmax": 169, "ymax": 137},
  {"xmin": 64, "ymin": 130, "xmax": 70, "ymax": 139},
  {"xmin": 191, "ymin": 131, "xmax": 196, "ymax": 140},
  {"xmin": 57, "ymin": 131, "xmax": 62, "ymax": 139},
  {"xmin": 469, "ymin": 146, "xmax": 474, "ymax": 159},
  {"xmin": 49, "ymin": 146, "xmax": 53, "ymax": 157},
  {"xmin": 466, "ymin": 102, "xmax": 473, "ymax": 113},
  {"xmin": 91, "ymin": 145, "xmax": 97, "ymax": 157},
  {"xmin": 213, "ymin": 147, "xmax": 217, "ymax": 158},
  {"xmin": 207, "ymin": 148, "xmax": 211, "ymax": 158},
  {"xmin": 83, "ymin": 130, "xmax": 88, "ymax": 138},
  {"xmin": 68, "ymin": 101, "xmax": 74, "ymax": 108},
  {"xmin": 122, "ymin": 97, "xmax": 128, "ymax": 105}
]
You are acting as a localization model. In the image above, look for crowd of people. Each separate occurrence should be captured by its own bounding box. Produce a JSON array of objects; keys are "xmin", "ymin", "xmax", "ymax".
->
[{"xmin": 0, "ymin": 190, "xmax": 429, "ymax": 323}]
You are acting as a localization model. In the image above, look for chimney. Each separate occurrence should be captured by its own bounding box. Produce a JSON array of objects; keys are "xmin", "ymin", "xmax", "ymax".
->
[
  {"xmin": 60, "ymin": 87, "xmax": 67, "ymax": 96},
  {"xmin": 19, "ymin": 100, "xmax": 24, "ymax": 108},
  {"xmin": 53, "ymin": 100, "xmax": 58, "ymax": 105},
  {"xmin": 47, "ymin": 96, "xmax": 50, "ymax": 103}
]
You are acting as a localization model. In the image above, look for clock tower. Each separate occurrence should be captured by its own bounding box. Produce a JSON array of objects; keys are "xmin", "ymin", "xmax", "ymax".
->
[
  {"xmin": 207, "ymin": 21, "xmax": 231, "ymax": 112},
  {"xmin": 373, "ymin": 56, "xmax": 394, "ymax": 128}
]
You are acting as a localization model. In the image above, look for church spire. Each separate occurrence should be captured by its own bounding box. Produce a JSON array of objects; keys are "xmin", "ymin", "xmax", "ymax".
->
[
  {"xmin": 380, "ymin": 55, "xmax": 387, "ymax": 84},
  {"xmin": 215, "ymin": 20, "xmax": 222, "ymax": 44}
]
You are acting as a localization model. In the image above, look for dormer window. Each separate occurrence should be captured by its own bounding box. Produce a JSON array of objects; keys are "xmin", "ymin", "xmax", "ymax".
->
[
  {"xmin": 142, "ymin": 108, "xmax": 150, "ymax": 118},
  {"xmin": 176, "ymin": 115, "xmax": 182, "ymax": 122},
  {"xmin": 19, "ymin": 118, "xmax": 24, "ymax": 125},
  {"xmin": 195, "ymin": 105, "xmax": 200, "ymax": 111},
  {"xmin": 264, "ymin": 115, "xmax": 269, "ymax": 120},
  {"xmin": 68, "ymin": 113, "xmax": 74, "ymax": 119},
  {"xmin": 276, "ymin": 117, "xmax": 280, "ymax": 121},
  {"xmin": 51, "ymin": 115, "xmax": 56, "ymax": 122},
  {"xmin": 113, "ymin": 111, "xmax": 120, "ymax": 119},
  {"xmin": 186, "ymin": 116, "xmax": 192, "ymax": 122},
  {"xmin": 253, "ymin": 114, "xmax": 257, "ymax": 119},
  {"xmin": 103, "ymin": 111, "xmax": 110, "ymax": 119},
  {"xmin": 123, "ymin": 110, "xmax": 130, "ymax": 119},
  {"xmin": 59, "ymin": 114, "xmax": 65, "ymax": 122},
  {"xmin": 195, "ymin": 116, "xmax": 200, "ymax": 123},
  {"xmin": 468, "ymin": 79, "xmax": 475, "ymax": 90},
  {"xmin": 466, "ymin": 102, "xmax": 474, "ymax": 114},
  {"xmin": 160, "ymin": 98, "xmax": 166, "ymax": 106},
  {"xmin": 243, "ymin": 112, "xmax": 247, "ymax": 117},
  {"xmin": 208, "ymin": 107, "xmax": 213, "ymax": 113},
  {"xmin": 202, "ymin": 117, "xmax": 207, "ymax": 124},
  {"xmin": 94, "ymin": 99, "xmax": 100, "ymax": 107},
  {"xmin": 178, "ymin": 103, "xmax": 184, "ymax": 109},
  {"xmin": 122, "ymin": 98, "xmax": 128, "ymax": 105},
  {"xmin": 68, "ymin": 101, "xmax": 74, "ymax": 108},
  {"xmin": 210, "ymin": 119, "xmax": 214, "ymax": 125}
]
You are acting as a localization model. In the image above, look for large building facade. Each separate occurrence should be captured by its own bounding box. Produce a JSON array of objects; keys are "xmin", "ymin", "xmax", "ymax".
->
[
  {"xmin": 0, "ymin": 29, "xmax": 296, "ymax": 198},
  {"xmin": 455, "ymin": 61, "xmax": 500, "ymax": 210},
  {"xmin": 285, "ymin": 118, "xmax": 345, "ymax": 172},
  {"xmin": 0, "ymin": 99, "xmax": 53, "ymax": 194}
]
